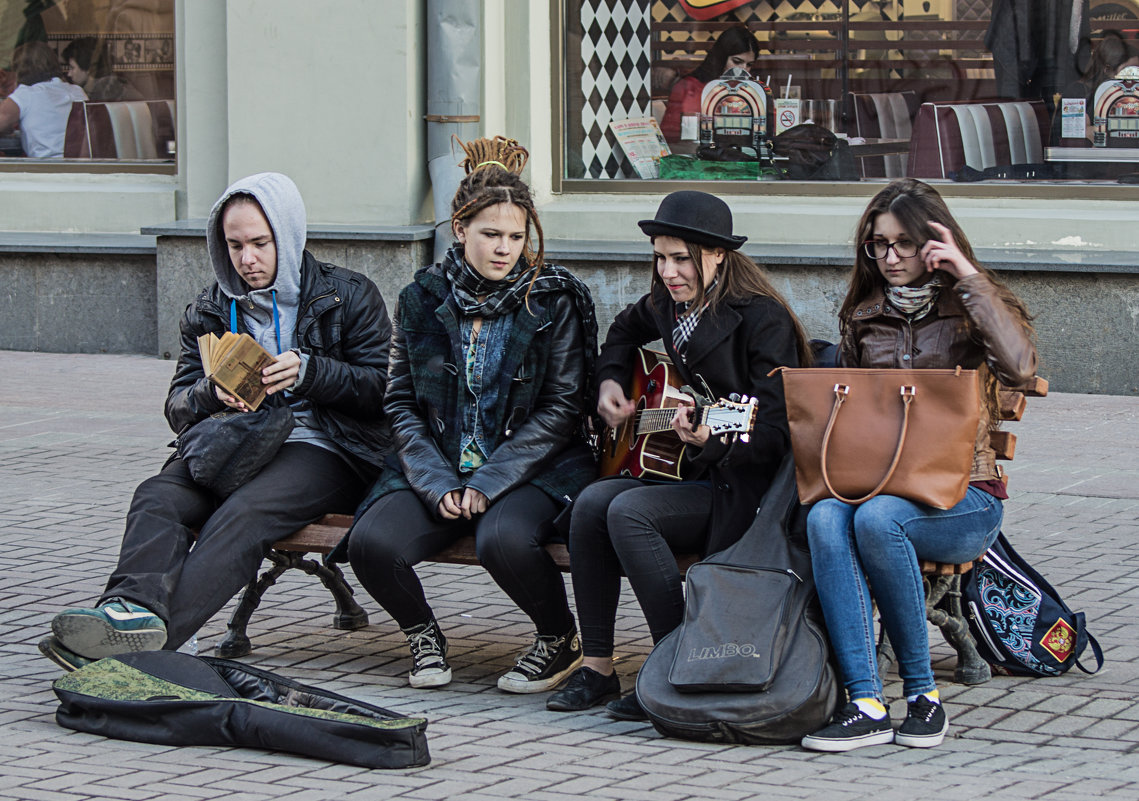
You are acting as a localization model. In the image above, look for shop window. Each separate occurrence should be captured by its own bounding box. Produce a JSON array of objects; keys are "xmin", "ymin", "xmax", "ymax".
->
[
  {"xmin": 561, "ymin": 0, "xmax": 1139, "ymax": 185},
  {"xmin": 0, "ymin": 0, "xmax": 175, "ymax": 164}
]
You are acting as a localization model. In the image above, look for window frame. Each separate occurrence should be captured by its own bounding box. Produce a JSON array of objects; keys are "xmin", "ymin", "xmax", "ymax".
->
[{"xmin": 549, "ymin": 0, "xmax": 1139, "ymax": 201}]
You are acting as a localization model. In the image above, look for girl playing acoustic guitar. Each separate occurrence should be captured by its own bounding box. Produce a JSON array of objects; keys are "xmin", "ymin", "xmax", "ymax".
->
[{"xmin": 547, "ymin": 190, "xmax": 811, "ymax": 719}]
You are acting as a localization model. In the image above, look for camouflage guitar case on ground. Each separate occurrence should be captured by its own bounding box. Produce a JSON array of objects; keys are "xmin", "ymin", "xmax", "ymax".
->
[{"xmin": 52, "ymin": 651, "xmax": 430, "ymax": 769}]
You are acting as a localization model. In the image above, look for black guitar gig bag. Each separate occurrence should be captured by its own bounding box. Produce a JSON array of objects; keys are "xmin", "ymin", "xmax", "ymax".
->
[{"xmin": 636, "ymin": 454, "xmax": 841, "ymax": 743}]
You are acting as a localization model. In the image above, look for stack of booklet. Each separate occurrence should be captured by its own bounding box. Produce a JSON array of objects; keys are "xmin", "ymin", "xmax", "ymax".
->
[{"xmin": 197, "ymin": 332, "xmax": 276, "ymax": 411}]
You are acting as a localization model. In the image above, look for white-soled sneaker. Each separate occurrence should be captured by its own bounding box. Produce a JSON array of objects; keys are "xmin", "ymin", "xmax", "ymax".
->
[
  {"xmin": 404, "ymin": 618, "xmax": 452, "ymax": 689},
  {"xmin": 801, "ymin": 702, "xmax": 895, "ymax": 752},
  {"xmin": 498, "ymin": 628, "xmax": 583, "ymax": 693},
  {"xmin": 894, "ymin": 695, "xmax": 949, "ymax": 748}
]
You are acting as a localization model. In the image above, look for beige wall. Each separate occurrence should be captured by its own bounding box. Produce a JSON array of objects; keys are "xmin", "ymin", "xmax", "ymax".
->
[{"xmin": 221, "ymin": 0, "xmax": 429, "ymax": 226}]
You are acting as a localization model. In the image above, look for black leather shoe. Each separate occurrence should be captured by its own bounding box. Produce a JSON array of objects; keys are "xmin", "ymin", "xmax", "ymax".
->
[
  {"xmin": 546, "ymin": 666, "xmax": 621, "ymax": 711},
  {"xmin": 606, "ymin": 692, "xmax": 648, "ymax": 721}
]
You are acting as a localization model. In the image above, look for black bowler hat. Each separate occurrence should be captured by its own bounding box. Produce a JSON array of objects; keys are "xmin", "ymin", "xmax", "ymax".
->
[{"xmin": 638, "ymin": 190, "xmax": 748, "ymax": 251}]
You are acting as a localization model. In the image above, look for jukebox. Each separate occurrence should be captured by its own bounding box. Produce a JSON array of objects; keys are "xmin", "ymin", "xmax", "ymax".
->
[
  {"xmin": 699, "ymin": 67, "xmax": 773, "ymax": 159},
  {"xmin": 1093, "ymin": 65, "xmax": 1139, "ymax": 148}
]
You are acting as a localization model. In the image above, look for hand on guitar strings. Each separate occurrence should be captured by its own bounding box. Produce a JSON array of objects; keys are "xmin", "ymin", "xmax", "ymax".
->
[
  {"xmin": 597, "ymin": 378, "xmax": 636, "ymax": 429},
  {"xmin": 672, "ymin": 403, "xmax": 711, "ymax": 446}
]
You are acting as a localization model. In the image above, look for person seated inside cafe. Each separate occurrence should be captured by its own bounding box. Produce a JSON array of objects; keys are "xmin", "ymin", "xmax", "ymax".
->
[
  {"xmin": 0, "ymin": 41, "xmax": 87, "ymax": 158},
  {"xmin": 659, "ymin": 25, "xmax": 760, "ymax": 144},
  {"xmin": 62, "ymin": 37, "xmax": 142, "ymax": 102}
]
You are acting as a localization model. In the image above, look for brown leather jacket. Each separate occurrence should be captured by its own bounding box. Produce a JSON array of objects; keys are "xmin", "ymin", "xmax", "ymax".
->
[{"xmin": 840, "ymin": 272, "xmax": 1037, "ymax": 482}]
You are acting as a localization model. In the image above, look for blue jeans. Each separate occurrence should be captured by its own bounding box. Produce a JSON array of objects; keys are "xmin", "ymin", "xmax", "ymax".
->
[{"xmin": 806, "ymin": 487, "xmax": 1003, "ymax": 701}]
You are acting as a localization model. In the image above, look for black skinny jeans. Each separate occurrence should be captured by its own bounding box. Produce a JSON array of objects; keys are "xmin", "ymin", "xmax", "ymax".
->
[
  {"xmin": 347, "ymin": 485, "xmax": 575, "ymax": 636},
  {"xmin": 104, "ymin": 443, "xmax": 366, "ymax": 649},
  {"xmin": 569, "ymin": 478, "xmax": 711, "ymax": 658}
]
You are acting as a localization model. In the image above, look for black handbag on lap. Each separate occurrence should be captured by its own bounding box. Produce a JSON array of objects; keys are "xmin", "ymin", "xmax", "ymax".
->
[
  {"xmin": 175, "ymin": 402, "xmax": 294, "ymax": 497},
  {"xmin": 636, "ymin": 455, "xmax": 842, "ymax": 744}
]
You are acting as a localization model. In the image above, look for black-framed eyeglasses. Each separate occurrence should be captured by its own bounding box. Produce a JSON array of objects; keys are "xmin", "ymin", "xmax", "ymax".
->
[{"xmin": 863, "ymin": 239, "xmax": 920, "ymax": 260}]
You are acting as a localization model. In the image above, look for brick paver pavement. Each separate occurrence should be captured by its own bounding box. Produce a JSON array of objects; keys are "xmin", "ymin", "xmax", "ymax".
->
[{"xmin": 1, "ymin": 350, "xmax": 1136, "ymax": 800}]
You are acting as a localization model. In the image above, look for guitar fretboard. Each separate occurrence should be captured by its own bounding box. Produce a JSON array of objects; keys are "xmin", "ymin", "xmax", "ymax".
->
[{"xmin": 635, "ymin": 407, "xmax": 700, "ymax": 436}]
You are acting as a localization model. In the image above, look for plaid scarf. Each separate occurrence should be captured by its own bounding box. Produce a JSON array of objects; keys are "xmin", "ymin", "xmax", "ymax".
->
[
  {"xmin": 441, "ymin": 244, "xmax": 601, "ymax": 430},
  {"xmin": 885, "ymin": 274, "xmax": 943, "ymax": 321},
  {"xmin": 672, "ymin": 279, "xmax": 717, "ymax": 356},
  {"xmin": 445, "ymin": 245, "xmax": 534, "ymax": 319}
]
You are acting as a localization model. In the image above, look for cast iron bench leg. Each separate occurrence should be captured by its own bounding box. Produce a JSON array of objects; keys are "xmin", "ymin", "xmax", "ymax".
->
[
  {"xmin": 289, "ymin": 554, "xmax": 369, "ymax": 631},
  {"xmin": 926, "ymin": 574, "xmax": 992, "ymax": 685},
  {"xmin": 216, "ymin": 551, "xmax": 293, "ymax": 658}
]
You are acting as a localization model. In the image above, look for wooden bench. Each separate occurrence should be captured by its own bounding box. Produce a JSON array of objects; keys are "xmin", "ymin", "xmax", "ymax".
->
[
  {"xmin": 215, "ymin": 513, "xmax": 701, "ymax": 658},
  {"xmin": 878, "ymin": 375, "xmax": 1049, "ymax": 685},
  {"xmin": 218, "ymin": 376, "xmax": 1047, "ymax": 682}
]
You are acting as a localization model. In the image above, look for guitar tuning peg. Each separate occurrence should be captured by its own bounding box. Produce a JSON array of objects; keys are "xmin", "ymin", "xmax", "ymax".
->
[
  {"xmin": 740, "ymin": 433, "xmax": 750, "ymax": 444},
  {"xmin": 729, "ymin": 393, "xmax": 742, "ymax": 402}
]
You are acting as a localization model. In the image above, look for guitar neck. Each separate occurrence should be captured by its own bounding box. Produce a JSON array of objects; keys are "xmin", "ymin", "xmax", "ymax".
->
[{"xmin": 634, "ymin": 405, "xmax": 705, "ymax": 436}]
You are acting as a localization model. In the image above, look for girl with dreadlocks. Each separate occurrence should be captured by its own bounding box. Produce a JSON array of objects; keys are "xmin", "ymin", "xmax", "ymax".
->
[{"xmin": 346, "ymin": 137, "xmax": 598, "ymax": 693}]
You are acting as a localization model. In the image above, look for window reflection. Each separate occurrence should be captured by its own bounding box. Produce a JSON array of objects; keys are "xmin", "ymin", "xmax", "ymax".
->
[
  {"xmin": 564, "ymin": 0, "xmax": 1139, "ymax": 184},
  {"xmin": 0, "ymin": 0, "xmax": 175, "ymax": 162}
]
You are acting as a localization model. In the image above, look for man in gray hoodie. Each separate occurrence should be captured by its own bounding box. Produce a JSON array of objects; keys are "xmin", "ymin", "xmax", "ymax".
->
[{"xmin": 41, "ymin": 173, "xmax": 391, "ymax": 667}]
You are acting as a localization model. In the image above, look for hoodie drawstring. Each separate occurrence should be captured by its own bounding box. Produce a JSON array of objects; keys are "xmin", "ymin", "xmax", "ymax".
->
[{"xmin": 229, "ymin": 290, "xmax": 282, "ymax": 355}]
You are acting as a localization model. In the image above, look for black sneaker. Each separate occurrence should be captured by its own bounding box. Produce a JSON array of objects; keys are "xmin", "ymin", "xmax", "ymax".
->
[
  {"xmin": 403, "ymin": 618, "xmax": 451, "ymax": 689},
  {"xmin": 546, "ymin": 666, "xmax": 621, "ymax": 711},
  {"xmin": 606, "ymin": 692, "xmax": 648, "ymax": 721},
  {"xmin": 801, "ymin": 702, "xmax": 895, "ymax": 752},
  {"xmin": 498, "ymin": 628, "xmax": 583, "ymax": 694},
  {"xmin": 895, "ymin": 695, "xmax": 949, "ymax": 748}
]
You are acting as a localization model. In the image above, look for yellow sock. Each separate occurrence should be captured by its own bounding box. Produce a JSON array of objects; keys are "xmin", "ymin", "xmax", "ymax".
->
[
  {"xmin": 907, "ymin": 689, "xmax": 940, "ymax": 704},
  {"xmin": 853, "ymin": 697, "xmax": 888, "ymax": 719}
]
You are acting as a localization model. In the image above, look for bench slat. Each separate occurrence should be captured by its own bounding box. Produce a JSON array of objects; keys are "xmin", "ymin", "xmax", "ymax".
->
[{"xmin": 990, "ymin": 430, "xmax": 1016, "ymax": 461}]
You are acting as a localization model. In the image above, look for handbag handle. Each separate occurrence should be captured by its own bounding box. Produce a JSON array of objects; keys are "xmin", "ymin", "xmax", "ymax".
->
[{"xmin": 820, "ymin": 383, "xmax": 916, "ymax": 505}]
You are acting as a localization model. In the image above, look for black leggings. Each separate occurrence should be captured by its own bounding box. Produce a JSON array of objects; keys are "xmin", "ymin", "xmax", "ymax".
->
[
  {"xmin": 347, "ymin": 485, "xmax": 574, "ymax": 636},
  {"xmin": 569, "ymin": 478, "xmax": 711, "ymax": 658}
]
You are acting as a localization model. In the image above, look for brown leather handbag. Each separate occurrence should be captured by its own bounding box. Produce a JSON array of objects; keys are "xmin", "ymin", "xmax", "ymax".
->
[{"xmin": 775, "ymin": 367, "xmax": 980, "ymax": 509}]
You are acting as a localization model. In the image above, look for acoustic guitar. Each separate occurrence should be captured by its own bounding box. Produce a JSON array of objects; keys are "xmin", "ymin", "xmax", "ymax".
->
[{"xmin": 599, "ymin": 348, "xmax": 758, "ymax": 480}]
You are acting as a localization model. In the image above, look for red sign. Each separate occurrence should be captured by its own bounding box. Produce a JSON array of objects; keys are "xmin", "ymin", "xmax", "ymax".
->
[
  {"xmin": 780, "ymin": 109, "xmax": 796, "ymax": 127},
  {"xmin": 677, "ymin": 0, "xmax": 753, "ymax": 21}
]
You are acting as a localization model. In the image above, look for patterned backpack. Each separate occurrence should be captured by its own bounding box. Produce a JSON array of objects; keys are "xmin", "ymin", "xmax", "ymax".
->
[{"xmin": 962, "ymin": 533, "xmax": 1103, "ymax": 677}]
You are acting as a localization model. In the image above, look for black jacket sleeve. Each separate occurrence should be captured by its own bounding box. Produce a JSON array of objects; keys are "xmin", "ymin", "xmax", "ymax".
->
[
  {"xmin": 293, "ymin": 276, "xmax": 391, "ymax": 418},
  {"xmin": 595, "ymin": 293, "xmax": 660, "ymax": 391},
  {"xmin": 164, "ymin": 301, "xmax": 227, "ymax": 435},
  {"xmin": 465, "ymin": 294, "xmax": 587, "ymax": 503},
  {"xmin": 384, "ymin": 301, "xmax": 463, "ymax": 512}
]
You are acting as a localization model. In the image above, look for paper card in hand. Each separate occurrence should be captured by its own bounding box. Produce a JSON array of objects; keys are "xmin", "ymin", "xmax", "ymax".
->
[{"xmin": 197, "ymin": 332, "xmax": 276, "ymax": 411}]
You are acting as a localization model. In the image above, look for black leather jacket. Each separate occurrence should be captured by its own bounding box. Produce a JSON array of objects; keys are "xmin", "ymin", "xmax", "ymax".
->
[
  {"xmin": 367, "ymin": 263, "xmax": 596, "ymax": 515},
  {"xmin": 165, "ymin": 251, "xmax": 392, "ymax": 472}
]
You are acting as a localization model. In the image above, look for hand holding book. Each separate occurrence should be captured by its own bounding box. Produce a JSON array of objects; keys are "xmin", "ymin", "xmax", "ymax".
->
[{"xmin": 197, "ymin": 332, "xmax": 280, "ymax": 412}]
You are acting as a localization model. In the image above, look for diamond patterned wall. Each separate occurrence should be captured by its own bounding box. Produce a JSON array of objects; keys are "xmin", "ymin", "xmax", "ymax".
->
[{"xmin": 578, "ymin": 0, "xmax": 653, "ymax": 179}]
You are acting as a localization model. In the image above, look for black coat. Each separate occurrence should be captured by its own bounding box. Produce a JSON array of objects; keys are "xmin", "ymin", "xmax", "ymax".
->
[
  {"xmin": 165, "ymin": 251, "xmax": 392, "ymax": 473},
  {"xmin": 595, "ymin": 286, "xmax": 800, "ymax": 555},
  {"xmin": 360, "ymin": 263, "xmax": 597, "ymax": 516}
]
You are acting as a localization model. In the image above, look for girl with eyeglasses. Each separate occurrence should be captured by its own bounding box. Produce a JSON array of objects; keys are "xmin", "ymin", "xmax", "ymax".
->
[{"xmin": 801, "ymin": 178, "xmax": 1037, "ymax": 753}]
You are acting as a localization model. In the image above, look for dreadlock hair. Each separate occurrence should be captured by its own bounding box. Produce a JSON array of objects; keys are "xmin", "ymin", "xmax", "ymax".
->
[
  {"xmin": 841, "ymin": 177, "xmax": 1035, "ymax": 426},
  {"xmin": 649, "ymin": 238, "xmax": 814, "ymax": 368},
  {"xmin": 450, "ymin": 136, "xmax": 546, "ymax": 302}
]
